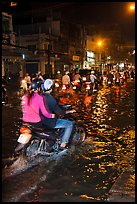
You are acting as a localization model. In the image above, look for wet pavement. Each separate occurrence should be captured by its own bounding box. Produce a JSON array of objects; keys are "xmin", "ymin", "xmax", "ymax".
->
[
  {"xmin": 2, "ymin": 79, "xmax": 135, "ymax": 202},
  {"xmin": 107, "ymin": 168, "xmax": 135, "ymax": 202}
]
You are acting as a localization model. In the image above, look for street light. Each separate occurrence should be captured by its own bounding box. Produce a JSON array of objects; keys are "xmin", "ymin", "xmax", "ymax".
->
[
  {"xmin": 97, "ymin": 41, "xmax": 103, "ymax": 47},
  {"xmin": 96, "ymin": 40, "xmax": 104, "ymax": 73},
  {"xmin": 129, "ymin": 3, "xmax": 135, "ymax": 11},
  {"xmin": 130, "ymin": 5, "xmax": 135, "ymax": 10},
  {"xmin": 128, "ymin": 2, "xmax": 135, "ymax": 13}
]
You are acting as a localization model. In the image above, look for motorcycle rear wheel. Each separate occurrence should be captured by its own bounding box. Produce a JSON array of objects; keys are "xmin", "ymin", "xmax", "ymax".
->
[
  {"xmin": 71, "ymin": 125, "xmax": 86, "ymax": 145},
  {"xmin": 22, "ymin": 139, "xmax": 40, "ymax": 161}
]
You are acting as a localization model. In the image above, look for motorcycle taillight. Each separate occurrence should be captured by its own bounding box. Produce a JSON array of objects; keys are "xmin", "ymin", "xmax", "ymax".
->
[
  {"xmin": 62, "ymin": 85, "xmax": 66, "ymax": 90},
  {"xmin": 20, "ymin": 127, "xmax": 31, "ymax": 134}
]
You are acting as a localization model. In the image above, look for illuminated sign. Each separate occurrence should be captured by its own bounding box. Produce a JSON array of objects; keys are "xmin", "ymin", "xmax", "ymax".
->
[
  {"xmin": 72, "ymin": 56, "xmax": 80, "ymax": 61},
  {"xmin": 87, "ymin": 51, "xmax": 94, "ymax": 58}
]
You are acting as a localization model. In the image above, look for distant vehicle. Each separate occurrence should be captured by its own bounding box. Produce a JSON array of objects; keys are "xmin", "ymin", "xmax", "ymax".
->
[
  {"xmin": 2, "ymin": 77, "xmax": 8, "ymax": 105},
  {"xmin": 79, "ymin": 69, "xmax": 91, "ymax": 83}
]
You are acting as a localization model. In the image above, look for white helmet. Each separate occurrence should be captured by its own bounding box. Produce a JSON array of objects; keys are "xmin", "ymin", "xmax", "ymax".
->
[
  {"xmin": 91, "ymin": 70, "xmax": 95, "ymax": 74},
  {"xmin": 43, "ymin": 79, "xmax": 53, "ymax": 91}
]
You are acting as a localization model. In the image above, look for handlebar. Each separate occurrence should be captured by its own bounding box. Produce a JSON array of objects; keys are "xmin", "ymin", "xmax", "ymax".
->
[
  {"xmin": 68, "ymin": 109, "xmax": 76, "ymax": 113},
  {"xmin": 59, "ymin": 104, "xmax": 76, "ymax": 114},
  {"xmin": 62, "ymin": 104, "xmax": 71, "ymax": 109}
]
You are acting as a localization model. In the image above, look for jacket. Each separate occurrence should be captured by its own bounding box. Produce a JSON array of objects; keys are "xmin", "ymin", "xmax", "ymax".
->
[{"xmin": 22, "ymin": 92, "xmax": 52, "ymax": 123}]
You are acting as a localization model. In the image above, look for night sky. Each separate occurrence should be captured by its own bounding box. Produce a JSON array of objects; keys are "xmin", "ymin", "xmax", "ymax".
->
[{"xmin": 2, "ymin": 1, "xmax": 135, "ymax": 41}]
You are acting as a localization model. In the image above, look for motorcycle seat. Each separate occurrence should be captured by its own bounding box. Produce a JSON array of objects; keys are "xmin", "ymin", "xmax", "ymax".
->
[{"xmin": 22, "ymin": 123, "xmax": 54, "ymax": 133}]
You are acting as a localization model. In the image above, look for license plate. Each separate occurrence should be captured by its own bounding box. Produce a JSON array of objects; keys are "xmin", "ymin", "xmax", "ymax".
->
[{"xmin": 17, "ymin": 133, "xmax": 32, "ymax": 144}]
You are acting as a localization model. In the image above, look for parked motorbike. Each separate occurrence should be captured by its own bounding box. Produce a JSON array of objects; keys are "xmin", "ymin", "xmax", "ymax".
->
[
  {"xmin": 2, "ymin": 77, "xmax": 8, "ymax": 105},
  {"xmin": 2, "ymin": 84, "xmax": 8, "ymax": 105},
  {"xmin": 15, "ymin": 105, "xmax": 86, "ymax": 162}
]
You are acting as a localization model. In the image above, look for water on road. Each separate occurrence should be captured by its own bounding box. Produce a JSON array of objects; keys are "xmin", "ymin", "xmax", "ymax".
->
[{"xmin": 2, "ymin": 81, "xmax": 135, "ymax": 202}]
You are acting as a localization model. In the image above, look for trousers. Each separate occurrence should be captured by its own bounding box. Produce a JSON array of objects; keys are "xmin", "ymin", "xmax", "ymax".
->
[{"xmin": 54, "ymin": 118, "xmax": 73, "ymax": 143}]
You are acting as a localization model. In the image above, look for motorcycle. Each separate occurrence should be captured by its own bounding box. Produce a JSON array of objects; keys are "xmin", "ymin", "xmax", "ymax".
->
[
  {"xmin": 61, "ymin": 83, "xmax": 70, "ymax": 91},
  {"xmin": 54, "ymin": 79, "xmax": 61, "ymax": 92},
  {"xmin": 2, "ymin": 77, "xmax": 8, "ymax": 105},
  {"xmin": 107, "ymin": 79, "xmax": 113, "ymax": 88},
  {"xmin": 85, "ymin": 81, "xmax": 92, "ymax": 95},
  {"xmin": 15, "ymin": 105, "xmax": 86, "ymax": 162},
  {"xmin": 85, "ymin": 80, "xmax": 98, "ymax": 95},
  {"xmin": 71, "ymin": 80, "xmax": 81, "ymax": 92},
  {"xmin": 115, "ymin": 77, "xmax": 120, "ymax": 86},
  {"xmin": 2, "ymin": 84, "xmax": 8, "ymax": 105}
]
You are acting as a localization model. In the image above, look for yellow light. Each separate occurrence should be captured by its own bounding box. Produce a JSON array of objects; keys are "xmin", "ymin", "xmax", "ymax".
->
[
  {"xmin": 130, "ymin": 5, "xmax": 135, "ymax": 10},
  {"xmin": 98, "ymin": 41, "xmax": 102, "ymax": 46},
  {"xmin": 130, "ymin": 6, "xmax": 135, "ymax": 10},
  {"xmin": 128, "ymin": 3, "xmax": 135, "ymax": 11}
]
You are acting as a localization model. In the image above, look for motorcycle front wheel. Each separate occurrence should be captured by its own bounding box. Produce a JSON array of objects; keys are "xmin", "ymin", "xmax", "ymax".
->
[{"xmin": 71, "ymin": 125, "xmax": 86, "ymax": 145}]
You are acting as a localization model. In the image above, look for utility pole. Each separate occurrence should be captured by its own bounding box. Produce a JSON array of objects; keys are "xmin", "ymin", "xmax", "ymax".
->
[
  {"xmin": 47, "ymin": 43, "xmax": 52, "ymax": 77},
  {"xmin": 81, "ymin": 25, "xmax": 86, "ymax": 69},
  {"xmin": 46, "ymin": 9, "xmax": 52, "ymax": 78}
]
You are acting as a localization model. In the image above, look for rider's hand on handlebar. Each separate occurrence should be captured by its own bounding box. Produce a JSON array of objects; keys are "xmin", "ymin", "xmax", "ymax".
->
[
  {"xmin": 52, "ymin": 114, "xmax": 56, "ymax": 118},
  {"xmin": 66, "ymin": 109, "xmax": 76, "ymax": 114}
]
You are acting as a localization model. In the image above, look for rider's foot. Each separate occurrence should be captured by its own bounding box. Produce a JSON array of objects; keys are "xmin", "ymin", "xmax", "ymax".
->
[
  {"xmin": 60, "ymin": 142, "xmax": 67, "ymax": 148},
  {"xmin": 59, "ymin": 146, "xmax": 68, "ymax": 150}
]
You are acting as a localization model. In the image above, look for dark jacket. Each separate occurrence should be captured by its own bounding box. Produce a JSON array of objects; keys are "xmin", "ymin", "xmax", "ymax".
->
[{"xmin": 41, "ymin": 93, "xmax": 66, "ymax": 128}]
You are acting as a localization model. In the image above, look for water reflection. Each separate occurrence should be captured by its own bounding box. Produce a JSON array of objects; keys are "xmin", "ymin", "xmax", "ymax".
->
[{"xmin": 2, "ymin": 82, "xmax": 135, "ymax": 202}]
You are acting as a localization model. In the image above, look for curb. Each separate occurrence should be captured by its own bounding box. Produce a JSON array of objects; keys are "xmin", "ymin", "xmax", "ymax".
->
[{"xmin": 107, "ymin": 169, "xmax": 135, "ymax": 202}]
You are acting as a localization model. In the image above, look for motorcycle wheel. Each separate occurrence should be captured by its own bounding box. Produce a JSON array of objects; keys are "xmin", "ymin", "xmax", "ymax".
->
[
  {"xmin": 71, "ymin": 125, "xmax": 86, "ymax": 145},
  {"xmin": 5, "ymin": 95, "xmax": 8, "ymax": 104},
  {"xmin": 22, "ymin": 138, "xmax": 41, "ymax": 161}
]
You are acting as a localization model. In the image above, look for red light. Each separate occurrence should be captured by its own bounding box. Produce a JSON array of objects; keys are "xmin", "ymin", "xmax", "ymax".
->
[
  {"xmin": 20, "ymin": 127, "xmax": 31, "ymax": 134},
  {"xmin": 10, "ymin": 2, "xmax": 17, "ymax": 7}
]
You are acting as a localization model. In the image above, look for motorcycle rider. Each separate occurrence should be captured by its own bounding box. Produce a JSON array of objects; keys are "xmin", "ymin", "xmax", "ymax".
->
[
  {"xmin": 73, "ymin": 68, "xmax": 82, "ymax": 91},
  {"xmin": 107, "ymin": 71, "xmax": 114, "ymax": 87},
  {"xmin": 74, "ymin": 68, "xmax": 82, "ymax": 82},
  {"xmin": 62, "ymin": 71, "xmax": 71, "ymax": 88},
  {"xmin": 24, "ymin": 72, "xmax": 31, "ymax": 89},
  {"xmin": 41, "ymin": 79, "xmax": 74, "ymax": 149},
  {"xmin": 90, "ymin": 70, "xmax": 97, "ymax": 92},
  {"xmin": 21, "ymin": 81, "xmax": 52, "ymax": 128}
]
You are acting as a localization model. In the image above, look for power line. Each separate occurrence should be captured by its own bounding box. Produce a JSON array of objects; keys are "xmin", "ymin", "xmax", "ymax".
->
[{"xmin": 2, "ymin": 42, "xmax": 69, "ymax": 56}]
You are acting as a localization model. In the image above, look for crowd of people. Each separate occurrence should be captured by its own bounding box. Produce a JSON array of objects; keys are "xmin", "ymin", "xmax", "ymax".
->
[
  {"xmin": 55, "ymin": 68, "xmax": 135, "ymax": 93},
  {"xmin": 19, "ymin": 67, "xmax": 135, "ymax": 95},
  {"xmin": 3, "ymin": 67, "xmax": 135, "ymax": 151}
]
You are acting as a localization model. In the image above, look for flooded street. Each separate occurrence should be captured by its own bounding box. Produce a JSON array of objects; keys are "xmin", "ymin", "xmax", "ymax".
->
[{"xmin": 2, "ymin": 81, "xmax": 135, "ymax": 202}]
